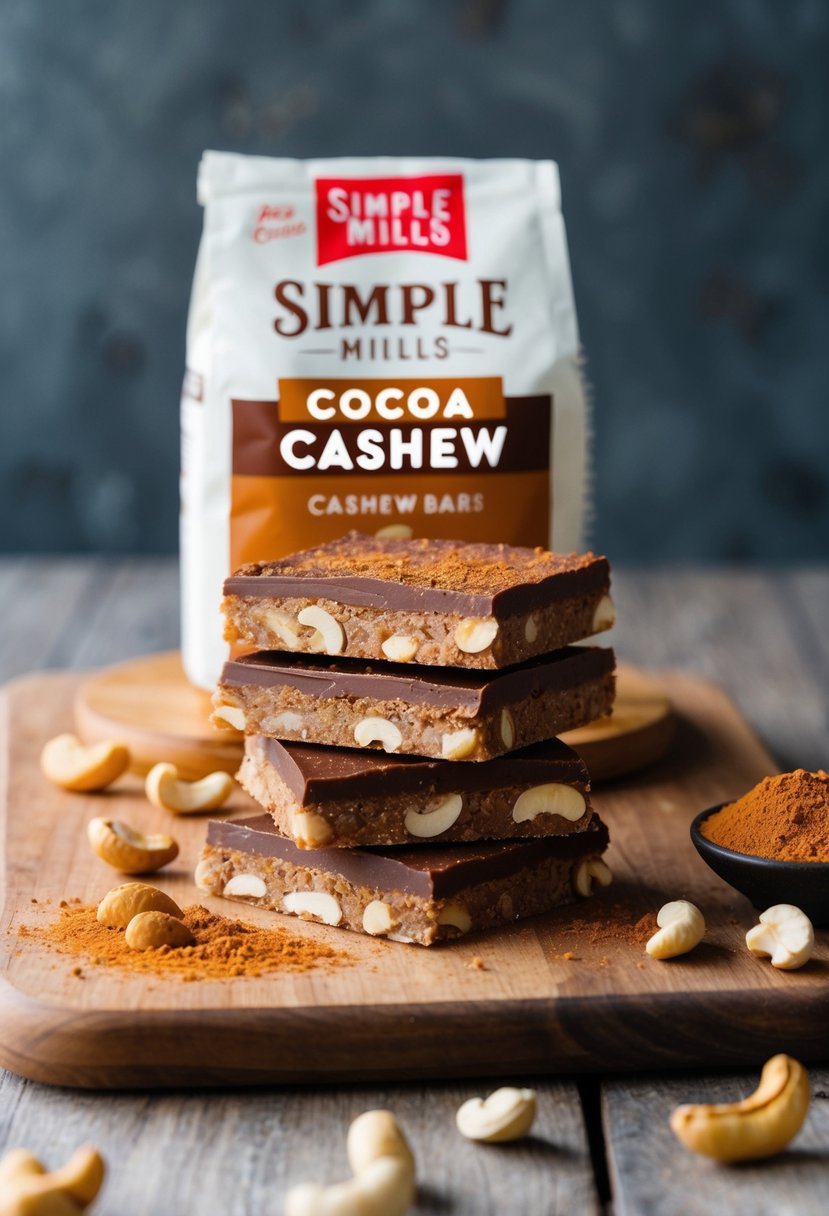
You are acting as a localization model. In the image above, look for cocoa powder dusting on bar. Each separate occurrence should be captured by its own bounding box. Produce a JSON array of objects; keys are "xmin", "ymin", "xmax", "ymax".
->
[
  {"xmin": 232, "ymin": 532, "xmax": 603, "ymax": 596},
  {"xmin": 20, "ymin": 904, "xmax": 351, "ymax": 981}
]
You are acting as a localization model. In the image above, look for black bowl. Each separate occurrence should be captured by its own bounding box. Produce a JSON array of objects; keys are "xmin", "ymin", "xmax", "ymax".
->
[{"xmin": 691, "ymin": 805, "xmax": 829, "ymax": 928}]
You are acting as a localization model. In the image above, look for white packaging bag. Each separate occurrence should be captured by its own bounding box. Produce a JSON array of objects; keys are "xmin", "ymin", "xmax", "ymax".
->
[{"xmin": 182, "ymin": 153, "xmax": 588, "ymax": 688}]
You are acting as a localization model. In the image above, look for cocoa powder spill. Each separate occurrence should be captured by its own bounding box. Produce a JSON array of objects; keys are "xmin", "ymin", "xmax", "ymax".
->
[
  {"xmin": 20, "ymin": 904, "xmax": 350, "ymax": 981},
  {"xmin": 548, "ymin": 903, "xmax": 657, "ymax": 956}
]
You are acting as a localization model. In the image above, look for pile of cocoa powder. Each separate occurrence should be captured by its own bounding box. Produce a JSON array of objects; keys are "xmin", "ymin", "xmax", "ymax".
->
[{"xmin": 20, "ymin": 903, "xmax": 351, "ymax": 981}]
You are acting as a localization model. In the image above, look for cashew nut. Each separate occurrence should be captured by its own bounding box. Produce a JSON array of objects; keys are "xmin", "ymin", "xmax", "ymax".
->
[
  {"xmin": 441, "ymin": 728, "xmax": 478, "ymax": 760},
  {"xmin": 145, "ymin": 762, "xmax": 234, "ymax": 814},
  {"xmin": 40, "ymin": 734, "xmax": 129, "ymax": 792},
  {"xmin": 456, "ymin": 1087, "xmax": 537, "ymax": 1142},
  {"xmin": 285, "ymin": 1109, "xmax": 415, "ymax": 1216},
  {"xmin": 513, "ymin": 783, "xmax": 587, "ymax": 824},
  {"xmin": 591, "ymin": 594, "xmax": 616, "ymax": 633},
  {"xmin": 125, "ymin": 910, "xmax": 195, "ymax": 950},
  {"xmin": 362, "ymin": 901, "xmax": 399, "ymax": 937},
  {"xmin": 381, "ymin": 635, "xmax": 419, "ymax": 663},
  {"xmin": 283, "ymin": 891, "xmax": 343, "ymax": 926},
  {"xmin": 500, "ymin": 708, "xmax": 515, "ymax": 749},
  {"xmin": 574, "ymin": 857, "xmax": 613, "ymax": 897},
  {"xmin": 746, "ymin": 904, "xmax": 815, "ymax": 970},
  {"xmin": 0, "ymin": 1144, "xmax": 105, "ymax": 1214},
  {"xmin": 213, "ymin": 703, "xmax": 246, "ymax": 731},
  {"xmin": 223, "ymin": 873, "xmax": 267, "ymax": 899},
  {"xmin": 437, "ymin": 902, "xmax": 472, "ymax": 934},
  {"xmin": 97, "ymin": 882, "xmax": 183, "ymax": 928},
  {"xmin": 297, "ymin": 605, "xmax": 345, "ymax": 655},
  {"xmin": 354, "ymin": 717, "xmax": 403, "ymax": 753},
  {"xmin": 670, "ymin": 1054, "xmax": 810, "ymax": 1162},
  {"xmin": 646, "ymin": 900, "xmax": 705, "ymax": 959},
  {"xmin": 260, "ymin": 607, "xmax": 303, "ymax": 649},
  {"xmin": 87, "ymin": 817, "xmax": 179, "ymax": 874},
  {"xmin": 404, "ymin": 794, "xmax": 463, "ymax": 839},
  {"xmin": 454, "ymin": 616, "xmax": 499, "ymax": 654},
  {"xmin": 524, "ymin": 614, "xmax": 538, "ymax": 643},
  {"xmin": 291, "ymin": 810, "xmax": 334, "ymax": 848}
]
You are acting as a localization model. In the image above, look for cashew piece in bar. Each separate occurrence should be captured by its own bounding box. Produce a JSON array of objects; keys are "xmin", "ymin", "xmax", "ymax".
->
[
  {"xmin": 284, "ymin": 1109, "xmax": 415, "ymax": 1216},
  {"xmin": 746, "ymin": 904, "xmax": 814, "ymax": 970},
  {"xmin": 670, "ymin": 1054, "xmax": 810, "ymax": 1162},
  {"xmin": 646, "ymin": 900, "xmax": 705, "ymax": 959},
  {"xmin": 456, "ymin": 1087, "xmax": 537, "ymax": 1142},
  {"xmin": 40, "ymin": 733, "xmax": 129, "ymax": 792},
  {"xmin": 0, "ymin": 1144, "xmax": 105, "ymax": 1213},
  {"xmin": 145, "ymin": 762, "xmax": 234, "ymax": 813}
]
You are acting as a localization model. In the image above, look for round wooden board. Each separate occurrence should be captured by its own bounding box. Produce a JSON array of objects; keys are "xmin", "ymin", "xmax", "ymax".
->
[{"xmin": 74, "ymin": 651, "xmax": 674, "ymax": 782}]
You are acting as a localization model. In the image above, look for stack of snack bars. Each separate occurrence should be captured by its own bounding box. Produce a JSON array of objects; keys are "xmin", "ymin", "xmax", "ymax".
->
[{"xmin": 197, "ymin": 533, "xmax": 616, "ymax": 946}]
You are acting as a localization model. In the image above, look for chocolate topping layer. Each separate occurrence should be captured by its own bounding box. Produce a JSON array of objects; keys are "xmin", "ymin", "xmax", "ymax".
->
[
  {"xmin": 220, "ymin": 646, "xmax": 615, "ymax": 711},
  {"xmin": 249, "ymin": 735, "xmax": 589, "ymax": 804},
  {"xmin": 206, "ymin": 814, "xmax": 610, "ymax": 899},
  {"xmin": 223, "ymin": 532, "xmax": 609, "ymax": 617}
]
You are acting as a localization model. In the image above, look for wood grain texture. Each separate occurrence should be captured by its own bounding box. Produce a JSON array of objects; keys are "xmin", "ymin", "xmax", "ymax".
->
[
  {"xmin": 603, "ymin": 1068, "xmax": 829, "ymax": 1216},
  {"xmin": 0, "ymin": 1071, "xmax": 598, "ymax": 1216},
  {"xmin": 2, "ymin": 666, "xmax": 827, "ymax": 1089}
]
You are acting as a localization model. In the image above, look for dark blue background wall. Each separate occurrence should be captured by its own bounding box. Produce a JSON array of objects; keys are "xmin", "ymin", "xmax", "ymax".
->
[{"xmin": 2, "ymin": 0, "xmax": 828, "ymax": 559}]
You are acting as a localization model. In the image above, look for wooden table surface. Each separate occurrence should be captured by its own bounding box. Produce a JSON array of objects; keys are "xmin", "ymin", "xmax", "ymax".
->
[{"xmin": 1, "ymin": 558, "xmax": 827, "ymax": 1214}]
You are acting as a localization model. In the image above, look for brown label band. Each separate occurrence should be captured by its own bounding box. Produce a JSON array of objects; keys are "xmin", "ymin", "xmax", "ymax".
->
[
  {"xmin": 229, "ymin": 469, "xmax": 550, "ymax": 571},
  {"xmin": 232, "ymin": 396, "xmax": 550, "ymax": 478}
]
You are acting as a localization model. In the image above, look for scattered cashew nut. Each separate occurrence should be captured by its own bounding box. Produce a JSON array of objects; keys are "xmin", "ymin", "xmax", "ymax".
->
[
  {"xmin": 646, "ymin": 900, "xmax": 705, "ymax": 959},
  {"xmin": 145, "ymin": 762, "xmax": 234, "ymax": 813},
  {"xmin": 125, "ymin": 910, "xmax": 195, "ymax": 951},
  {"xmin": 0, "ymin": 1144, "xmax": 105, "ymax": 1214},
  {"xmin": 746, "ymin": 904, "xmax": 815, "ymax": 970},
  {"xmin": 40, "ymin": 734, "xmax": 129, "ymax": 792},
  {"xmin": 97, "ymin": 882, "xmax": 184, "ymax": 928},
  {"xmin": 285, "ymin": 1109, "xmax": 415, "ymax": 1216},
  {"xmin": 297, "ymin": 605, "xmax": 345, "ymax": 655},
  {"xmin": 87, "ymin": 817, "xmax": 179, "ymax": 874},
  {"xmin": 456, "ymin": 1087, "xmax": 537, "ymax": 1143},
  {"xmin": 670, "ymin": 1054, "xmax": 810, "ymax": 1162}
]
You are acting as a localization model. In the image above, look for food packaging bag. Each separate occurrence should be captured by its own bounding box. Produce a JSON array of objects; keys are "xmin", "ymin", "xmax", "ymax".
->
[{"xmin": 182, "ymin": 153, "xmax": 589, "ymax": 687}]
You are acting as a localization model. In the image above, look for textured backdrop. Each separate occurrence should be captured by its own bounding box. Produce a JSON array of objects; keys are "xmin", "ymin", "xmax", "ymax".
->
[{"xmin": 2, "ymin": 0, "xmax": 828, "ymax": 559}]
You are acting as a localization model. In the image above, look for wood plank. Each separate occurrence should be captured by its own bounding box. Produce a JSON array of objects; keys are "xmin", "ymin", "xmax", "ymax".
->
[
  {"xmin": 2, "ymin": 667, "xmax": 827, "ymax": 1088},
  {"xmin": 603, "ymin": 1068, "xmax": 829, "ymax": 1216},
  {"xmin": 0, "ymin": 1073, "xmax": 598, "ymax": 1215}
]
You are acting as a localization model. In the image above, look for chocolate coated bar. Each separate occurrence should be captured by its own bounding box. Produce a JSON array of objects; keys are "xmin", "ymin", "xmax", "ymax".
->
[
  {"xmin": 197, "ymin": 813, "xmax": 611, "ymax": 946},
  {"xmin": 214, "ymin": 646, "xmax": 616, "ymax": 761},
  {"xmin": 222, "ymin": 532, "xmax": 613, "ymax": 670},
  {"xmin": 238, "ymin": 734, "xmax": 595, "ymax": 848}
]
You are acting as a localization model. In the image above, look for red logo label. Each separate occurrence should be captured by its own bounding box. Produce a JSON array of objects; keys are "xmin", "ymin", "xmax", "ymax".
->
[{"xmin": 315, "ymin": 174, "xmax": 467, "ymax": 265}]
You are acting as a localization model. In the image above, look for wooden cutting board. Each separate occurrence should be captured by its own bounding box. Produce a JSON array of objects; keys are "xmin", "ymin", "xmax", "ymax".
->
[{"xmin": 1, "ymin": 670, "xmax": 826, "ymax": 1090}]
